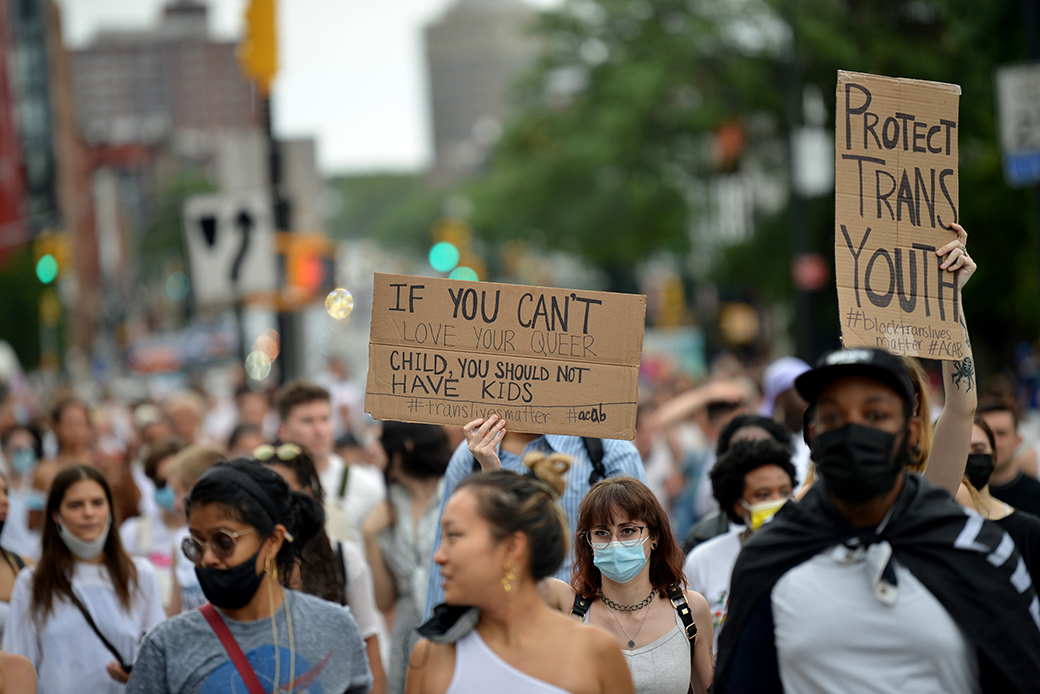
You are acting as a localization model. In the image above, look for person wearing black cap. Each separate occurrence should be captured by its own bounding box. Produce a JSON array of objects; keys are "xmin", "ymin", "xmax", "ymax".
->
[{"xmin": 714, "ymin": 347, "xmax": 1040, "ymax": 694}]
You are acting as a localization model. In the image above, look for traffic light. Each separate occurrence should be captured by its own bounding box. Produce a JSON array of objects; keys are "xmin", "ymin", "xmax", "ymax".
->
[
  {"xmin": 33, "ymin": 231, "xmax": 69, "ymax": 284},
  {"xmin": 239, "ymin": 0, "xmax": 278, "ymax": 95},
  {"xmin": 279, "ymin": 233, "xmax": 335, "ymax": 304}
]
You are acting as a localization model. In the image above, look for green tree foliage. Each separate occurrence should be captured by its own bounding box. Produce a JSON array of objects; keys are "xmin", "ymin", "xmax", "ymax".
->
[
  {"xmin": 471, "ymin": 0, "xmax": 1039, "ymax": 365},
  {"xmin": 0, "ymin": 247, "xmax": 47, "ymax": 367},
  {"xmin": 470, "ymin": 0, "xmax": 782, "ymax": 273},
  {"xmin": 326, "ymin": 174, "xmax": 443, "ymax": 246}
]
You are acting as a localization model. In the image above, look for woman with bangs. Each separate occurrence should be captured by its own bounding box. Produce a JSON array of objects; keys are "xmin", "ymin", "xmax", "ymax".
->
[{"xmin": 542, "ymin": 477, "xmax": 713, "ymax": 694}]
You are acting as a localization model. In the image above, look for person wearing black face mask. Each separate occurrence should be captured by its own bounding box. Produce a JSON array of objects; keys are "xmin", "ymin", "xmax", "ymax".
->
[
  {"xmin": 126, "ymin": 460, "xmax": 373, "ymax": 694},
  {"xmin": 958, "ymin": 417, "xmax": 1040, "ymax": 583},
  {"xmin": 715, "ymin": 347, "xmax": 1040, "ymax": 694}
]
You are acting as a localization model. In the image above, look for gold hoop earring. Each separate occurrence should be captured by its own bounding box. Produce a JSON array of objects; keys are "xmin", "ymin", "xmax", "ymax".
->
[{"xmin": 501, "ymin": 565, "xmax": 516, "ymax": 593}]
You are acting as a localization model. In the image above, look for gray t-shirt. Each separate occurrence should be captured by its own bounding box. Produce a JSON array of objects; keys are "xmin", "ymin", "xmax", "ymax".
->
[{"xmin": 127, "ymin": 590, "xmax": 372, "ymax": 694}]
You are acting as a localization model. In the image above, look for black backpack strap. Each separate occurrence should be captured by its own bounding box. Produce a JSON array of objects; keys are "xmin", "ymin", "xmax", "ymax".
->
[
  {"xmin": 666, "ymin": 582, "xmax": 697, "ymax": 646},
  {"xmin": 13, "ymin": 553, "xmax": 24, "ymax": 571},
  {"xmin": 472, "ymin": 437, "xmax": 605, "ymax": 486},
  {"xmin": 66, "ymin": 589, "xmax": 133, "ymax": 673},
  {"xmin": 570, "ymin": 593, "xmax": 593, "ymax": 620},
  {"xmin": 581, "ymin": 437, "xmax": 605, "ymax": 485},
  {"xmin": 335, "ymin": 540, "xmax": 349, "ymax": 602}
]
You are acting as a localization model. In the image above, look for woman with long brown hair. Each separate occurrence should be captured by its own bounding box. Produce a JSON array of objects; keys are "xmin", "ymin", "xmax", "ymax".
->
[
  {"xmin": 542, "ymin": 476, "xmax": 714, "ymax": 694},
  {"xmin": 2, "ymin": 464, "xmax": 164, "ymax": 692}
]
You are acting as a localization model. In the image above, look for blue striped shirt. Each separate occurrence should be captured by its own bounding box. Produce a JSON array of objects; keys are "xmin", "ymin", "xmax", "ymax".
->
[{"xmin": 422, "ymin": 434, "xmax": 646, "ymax": 619}]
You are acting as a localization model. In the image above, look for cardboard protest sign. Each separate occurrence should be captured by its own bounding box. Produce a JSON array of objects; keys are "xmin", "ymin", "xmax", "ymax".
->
[
  {"xmin": 365, "ymin": 273, "xmax": 646, "ymax": 439},
  {"xmin": 835, "ymin": 70, "xmax": 966, "ymax": 360}
]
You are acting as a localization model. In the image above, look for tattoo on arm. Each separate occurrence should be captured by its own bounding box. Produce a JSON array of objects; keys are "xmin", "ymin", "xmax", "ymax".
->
[{"xmin": 951, "ymin": 357, "xmax": 974, "ymax": 392}]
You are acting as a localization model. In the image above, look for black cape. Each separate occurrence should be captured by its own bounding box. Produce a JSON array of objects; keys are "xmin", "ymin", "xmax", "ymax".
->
[{"xmin": 715, "ymin": 473, "xmax": 1040, "ymax": 694}]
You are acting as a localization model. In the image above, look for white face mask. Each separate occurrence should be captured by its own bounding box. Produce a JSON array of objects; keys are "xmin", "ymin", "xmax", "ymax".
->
[{"xmin": 57, "ymin": 515, "xmax": 111, "ymax": 560}]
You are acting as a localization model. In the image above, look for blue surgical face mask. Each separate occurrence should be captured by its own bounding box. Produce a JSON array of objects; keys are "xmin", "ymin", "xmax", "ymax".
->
[
  {"xmin": 25, "ymin": 490, "xmax": 46, "ymax": 512},
  {"xmin": 10, "ymin": 448, "xmax": 36, "ymax": 476},
  {"xmin": 592, "ymin": 538, "xmax": 649, "ymax": 584},
  {"xmin": 154, "ymin": 485, "xmax": 177, "ymax": 514}
]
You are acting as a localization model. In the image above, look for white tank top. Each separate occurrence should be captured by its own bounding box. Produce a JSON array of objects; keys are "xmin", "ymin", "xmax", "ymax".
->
[
  {"xmin": 446, "ymin": 629, "xmax": 572, "ymax": 694},
  {"xmin": 582, "ymin": 606, "xmax": 692, "ymax": 694}
]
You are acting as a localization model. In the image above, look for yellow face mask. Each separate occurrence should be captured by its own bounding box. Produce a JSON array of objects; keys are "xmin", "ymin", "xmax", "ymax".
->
[{"xmin": 739, "ymin": 497, "xmax": 789, "ymax": 531}]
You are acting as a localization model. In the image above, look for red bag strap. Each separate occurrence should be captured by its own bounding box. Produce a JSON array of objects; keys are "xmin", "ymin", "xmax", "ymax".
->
[{"xmin": 200, "ymin": 604, "xmax": 267, "ymax": 694}]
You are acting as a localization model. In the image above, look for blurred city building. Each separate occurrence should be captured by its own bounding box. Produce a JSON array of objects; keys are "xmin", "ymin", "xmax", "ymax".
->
[
  {"xmin": 70, "ymin": 0, "xmax": 260, "ymax": 151},
  {"xmin": 0, "ymin": 0, "xmax": 28, "ymax": 262},
  {"xmin": 425, "ymin": 0, "xmax": 538, "ymax": 181},
  {"xmin": 2, "ymin": 0, "xmax": 92, "ymax": 361}
]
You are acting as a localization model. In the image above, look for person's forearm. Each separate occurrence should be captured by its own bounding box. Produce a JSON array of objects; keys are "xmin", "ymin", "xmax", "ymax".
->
[
  {"xmin": 924, "ymin": 299, "xmax": 976, "ymax": 494},
  {"xmin": 365, "ymin": 635, "xmax": 387, "ymax": 694}
]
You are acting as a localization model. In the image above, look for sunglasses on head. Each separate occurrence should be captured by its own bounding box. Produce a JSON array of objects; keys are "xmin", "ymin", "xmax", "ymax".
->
[
  {"xmin": 181, "ymin": 528, "xmax": 256, "ymax": 564},
  {"xmin": 253, "ymin": 443, "xmax": 301, "ymax": 462}
]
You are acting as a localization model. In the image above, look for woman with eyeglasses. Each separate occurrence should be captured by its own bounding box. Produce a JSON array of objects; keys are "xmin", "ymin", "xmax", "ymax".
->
[
  {"xmin": 408, "ymin": 458, "xmax": 632, "ymax": 694},
  {"xmin": 257, "ymin": 442, "xmax": 388, "ymax": 694},
  {"xmin": 127, "ymin": 460, "xmax": 372, "ymax": 693},
  {"xmin": 541, "ymin": 476, "xmax": 714, "ymax": 694},
  {"xmin": 3, "ymin": 464, "xmax": 164, "ymax": 692}
]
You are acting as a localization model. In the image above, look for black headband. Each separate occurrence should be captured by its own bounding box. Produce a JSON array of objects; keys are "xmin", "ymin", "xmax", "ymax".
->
[{"xmin": 197, "ymin": 464, "xmax": 280, "ymax": 527}]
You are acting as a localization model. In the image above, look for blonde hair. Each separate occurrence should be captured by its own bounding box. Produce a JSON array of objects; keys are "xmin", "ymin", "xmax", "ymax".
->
[{"xmin": 169, "ymin": 444, "xmax": 226, "ymax": 488}]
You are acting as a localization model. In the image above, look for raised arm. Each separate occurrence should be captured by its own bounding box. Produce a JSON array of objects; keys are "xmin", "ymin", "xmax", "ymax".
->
[{"xmin": 924, "ymin": 223, "xmax": 977, "ymax": 495}]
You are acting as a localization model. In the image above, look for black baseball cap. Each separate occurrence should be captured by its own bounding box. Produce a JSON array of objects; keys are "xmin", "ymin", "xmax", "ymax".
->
[{"xmin": 794, "ymin": 348, "xmax": 915, "ymax": 411}]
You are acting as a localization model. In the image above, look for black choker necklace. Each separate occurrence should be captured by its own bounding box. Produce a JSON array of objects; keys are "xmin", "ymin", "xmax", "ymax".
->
[{"xmin": 600, "ymin": 589, "xmax": 655, "ymax": 612}]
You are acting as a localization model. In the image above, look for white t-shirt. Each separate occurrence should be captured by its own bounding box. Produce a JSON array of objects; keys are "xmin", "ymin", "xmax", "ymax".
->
[
  {"xmin": 771, "ymin": 545, "xmax": 980, "ymax": 694},
  {"xmin": 319, "ymin": 454, "xmax": 385, "ymax": 545},
  {"xmin": 338, "ymin": 538, "xmax": 381, "ymax": 641},
  {"xmin": 119, "ymin": 511, "xmax": 181, "ymax": 608},
  {"xmin": 3, "ymin": 557, "xmax": 165, "ymax": 694},
  {"xmin": 1, "ymin": 486, "xmax": 41, "ymax": 560},
  {"xmin": 683, "ymin": 524, "xmax": 743, "ymax": 655}
]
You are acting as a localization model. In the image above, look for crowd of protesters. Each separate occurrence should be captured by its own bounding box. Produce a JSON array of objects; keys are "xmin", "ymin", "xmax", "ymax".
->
[{"xmin": 1, "ymin": 224, "xmax": 1040, "ymax": 691}]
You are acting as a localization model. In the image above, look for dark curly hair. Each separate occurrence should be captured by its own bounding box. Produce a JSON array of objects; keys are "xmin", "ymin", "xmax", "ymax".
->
[
  {"xmin": 715, "ymin": 414, "xmax": 793, "ymax": 458},
  {"xmin": 711, "ymin": 439, "xmax": 797, "ymax": 524}
]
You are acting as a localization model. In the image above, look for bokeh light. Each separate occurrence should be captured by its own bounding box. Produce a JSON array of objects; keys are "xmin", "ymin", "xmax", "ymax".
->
[
  {"xmin": 35, "ymin": 254, "xmax": 58, "ymax": 284},
  {"xmin": 449, "ymin": 266, "xmax": 479, "ymax": 281},
  {"xmin": 429, "ymin": 242, "xmax": 460, "ymax": 273},
  {"xmin": 245, "ymin": 350, "xmax": 272, "ymax": 381},
  {"xmin": 165, "ymin": 271, "xmax": 190, "ymax": 301},
  {"xmin": 325, "ymin": 288, "xmax": 355, "ymax": 320},
  {"xmin": 254, "ymin": 329, "xmax": 280, "ymax": 359}
]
